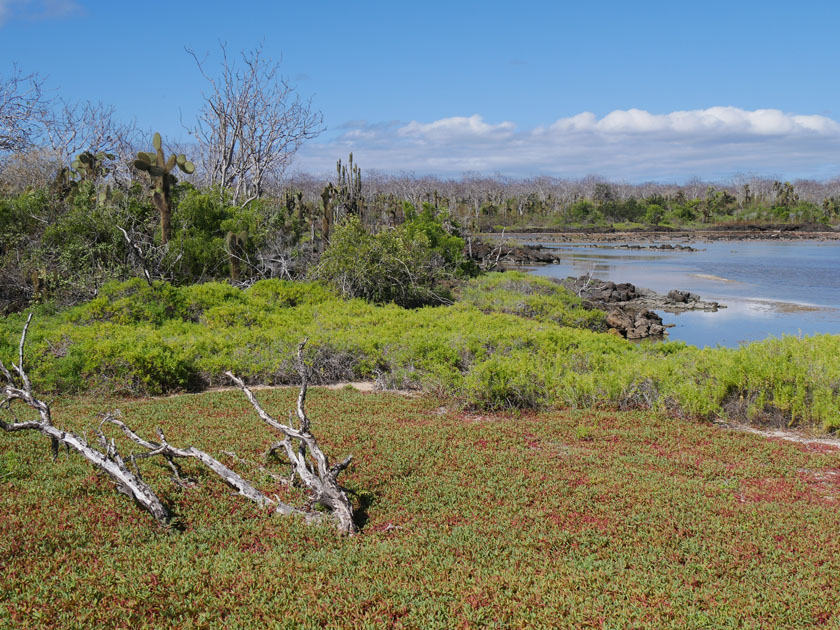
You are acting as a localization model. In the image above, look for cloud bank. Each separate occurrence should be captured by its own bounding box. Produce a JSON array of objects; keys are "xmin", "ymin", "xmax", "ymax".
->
[{"xmin": 295, "ymin": 107, "xmax": 840, "ymax": 182}]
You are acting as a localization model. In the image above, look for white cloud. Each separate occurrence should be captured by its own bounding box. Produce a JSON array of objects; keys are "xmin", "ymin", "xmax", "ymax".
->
[
  {"xmin": 399, "ymin": 115, "xmax": 516, "ymax": 141},
  {"xmin": 0, "ymin": 0, "xmax": 81, "ymax": 26},
  {"xmin": 545, "ymin": 107, "xmax": 840, "ymax": 138},
  {"xmin": 296, "ymin": 107, "xmax": 840, "ymax": 182}
]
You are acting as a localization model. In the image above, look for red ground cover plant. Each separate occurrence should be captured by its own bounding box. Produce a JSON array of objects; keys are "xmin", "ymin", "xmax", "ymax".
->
[{"xmin": 1, "ymin": 392, "xmax": 839, "ymax": 628}]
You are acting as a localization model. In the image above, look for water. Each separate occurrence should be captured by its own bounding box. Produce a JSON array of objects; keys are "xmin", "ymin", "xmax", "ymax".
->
[{"xmin": 527, "ymin": 240, "xmax": 840, "ymax": 347}]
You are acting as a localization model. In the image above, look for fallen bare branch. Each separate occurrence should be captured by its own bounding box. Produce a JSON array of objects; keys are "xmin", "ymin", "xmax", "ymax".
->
[
  {"xmin": 0, "ymin": 314, "xmax": 171, "ymax": 525},
  {"xmin": 1, "ymin": 319, "xmax": 349, "ymax": 532},
  {"xmin": 226, "ymin": 339, "xmax": 357, "ymax": 534}
]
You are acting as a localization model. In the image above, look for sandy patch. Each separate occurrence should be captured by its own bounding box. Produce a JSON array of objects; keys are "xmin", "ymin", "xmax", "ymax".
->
[
  {"xmin": 717, "ymin": 421, "xmax": 840, "ymax": 450},
  {"xmin": 691, "ymin": 273, "xmax": 738, "ymax": 283}
]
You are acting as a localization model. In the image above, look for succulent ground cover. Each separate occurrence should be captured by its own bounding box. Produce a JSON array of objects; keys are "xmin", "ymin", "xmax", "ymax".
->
[{"xmin": 2, "ymin": 387, "xmax": 839, "ymax": 628}]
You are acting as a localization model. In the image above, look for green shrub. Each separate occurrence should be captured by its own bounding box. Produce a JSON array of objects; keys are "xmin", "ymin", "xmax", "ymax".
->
[
  {"xmin": 312, "ymin": 216, "xmax": 458, "ymax": 307},
  {"xmin": 79, "ymin": 279, "xmax": 188, "ymax": 326},
  {"xmin": 458, "ymin": 272, "xmax": 607, "ymax": 331},
  {"xmin": 3, "ymin": 277, "xmax": 840, "ymax": 430}
]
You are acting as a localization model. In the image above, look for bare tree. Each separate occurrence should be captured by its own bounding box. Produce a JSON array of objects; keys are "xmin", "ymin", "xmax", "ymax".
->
[
  {"xmin": 0, "ymin": 67, "xmax": 48, "ymax": 153},
  {"xmin": 186, "ymin": 43, "xmax": 323, "ymax": 206},
  {"xmin": 42, "ymin": 99, "xmax": 139, "ymax": 173}
]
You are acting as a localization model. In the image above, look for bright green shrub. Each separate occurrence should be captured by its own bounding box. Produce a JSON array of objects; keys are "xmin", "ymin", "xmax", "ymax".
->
[
  {"xmin": 458, "ymin": 272, "xmax": 607, "ymax": 331},
  {"xmin": 79, "ymin": 279, "xmax": 188, "ymax": 326},
  {"xmin": 3, "ymin": 277, "xmax": 840, "ymax": 430}
]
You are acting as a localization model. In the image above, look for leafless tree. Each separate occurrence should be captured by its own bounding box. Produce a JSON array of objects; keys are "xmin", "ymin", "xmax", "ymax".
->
[
  {"xmin": 0, "ymin": 147, "xmax": 62, "ymax": 192},
  {"xmin": 42, "ymin": 99, "xmax": 139, "ymax": 172},
  {"xmin": 186, "ymin": 43, "xmax": 323, "ymax": 206},
  {"xmin": 0, "ymin": 67, "xmax": 48, "ymax": 153}
]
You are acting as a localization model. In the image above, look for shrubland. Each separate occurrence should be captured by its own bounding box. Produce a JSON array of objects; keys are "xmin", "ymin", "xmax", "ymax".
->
[
  {"xmin": 5, "ymin": 53, "xmax": 840, "ymax": 630},
  {"xmin": 2, "ymin": 272, "xmax": 838, "ymax": 431}
]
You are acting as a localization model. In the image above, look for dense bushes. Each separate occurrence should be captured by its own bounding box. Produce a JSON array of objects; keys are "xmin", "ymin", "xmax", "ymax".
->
[
  {"xmin": 2, "ymin": 273, "xmax": 840, "ymax": 430},
  {"xmin": 312, "ymin": 205, "xmax": 476, "ymax": 307},
  {"xmin": 457, "ymin": 272, "xmax": 606, "ymax": 331},
  {"xmin": 0, "ymin": 184, "xmax": 317, "ymax": 312}
]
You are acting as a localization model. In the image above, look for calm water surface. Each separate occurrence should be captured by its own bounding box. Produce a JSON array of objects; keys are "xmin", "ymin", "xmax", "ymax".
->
[{"xmin": 528, "ymin": 240, "xmax": 840, "ymax": 347}]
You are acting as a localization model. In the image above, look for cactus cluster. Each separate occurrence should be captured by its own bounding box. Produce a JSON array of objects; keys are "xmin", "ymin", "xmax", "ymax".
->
[
  {"xmin": 336, "ymin": 152, "xmax": 363, "ymax": 215},
  {"xmin": 72, "ymin": 151, "xmax": 115, "ymax": 181},
  {"xmin": 133, "ymin": 133, "xmax": 195, "ymax": 244}
]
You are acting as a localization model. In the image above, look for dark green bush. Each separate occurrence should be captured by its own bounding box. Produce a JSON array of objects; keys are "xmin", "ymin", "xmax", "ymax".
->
[{"xmin": 312, "ymin": 215, "xmax": 462, "ymax": 307}]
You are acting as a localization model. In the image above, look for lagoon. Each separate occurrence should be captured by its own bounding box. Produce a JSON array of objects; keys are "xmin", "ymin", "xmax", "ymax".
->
[{"xmin": 528, "ymin": 240, "xmax": 840, "ymax": 347}]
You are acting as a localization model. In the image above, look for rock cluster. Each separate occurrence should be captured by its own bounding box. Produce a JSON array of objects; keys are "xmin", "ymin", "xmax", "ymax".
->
[
  {"xmin": 559, "ymin": 276, "xmax": 726, "ymax": 339},
  {"xmin": 468, "ymin": 239, "xmax": 559, "ymax": 265},
  {"xmin": 605, "ymin": 307, "xmax": 666, "ymax": 339},
  {"xmin": 612, "ymin": 243, "xmax": 698, "ymax": 251},
  {"xmin": 581, "ymin": 280, "xmax": 639, "ymax": 303}
]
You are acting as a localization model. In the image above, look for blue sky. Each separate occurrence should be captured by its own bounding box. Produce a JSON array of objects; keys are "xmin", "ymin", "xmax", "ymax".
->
[{"xmin": 2, "ymin": 0, "xmax": 840, "ymax": 181}]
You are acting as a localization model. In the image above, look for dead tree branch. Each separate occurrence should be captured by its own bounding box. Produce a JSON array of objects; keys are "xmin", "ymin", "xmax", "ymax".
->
[
  {"xmin": 0, "ymin": 68, "xmax": 48, "ymax": 153},
  {"xmin": 2, "ymin": 319, "xmax": 353, "ymax": 532},
  {"xmin": 0, "ymin": 315, "xmax": 313, "ymax": 527},
  {"xmin": 99, "ymin": 412, "xmax": 304, "ymax": 517},
  {"xmin": 0, "ymin": 314, "xmax": 171, "ymax": 525},
  {"xmin": 225, "ymin": 339, "xmax": 356, "ymax": 534}
]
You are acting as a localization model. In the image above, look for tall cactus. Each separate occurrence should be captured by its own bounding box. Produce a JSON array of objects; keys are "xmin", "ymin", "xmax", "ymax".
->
[
  {"xmin": 133, "ymin": 132, "xmax": 194, "ymax": 245},
  {"xmin": 225, "ymin": 230, "xmax": 248, "ymax": 282},
  {"xmin": 336, "ymin": 152, "xmax": 363, "ymax": 216}
]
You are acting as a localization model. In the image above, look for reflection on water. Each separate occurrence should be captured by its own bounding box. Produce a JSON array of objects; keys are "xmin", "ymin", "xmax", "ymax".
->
[{"xmin": 528, "ymin": 240, "xmax": 840, "ymax": 347}]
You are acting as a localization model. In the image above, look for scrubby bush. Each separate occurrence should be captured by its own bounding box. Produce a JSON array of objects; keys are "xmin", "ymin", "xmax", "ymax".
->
[
  {"xmin": 457, "ymin": 272, "xmax": 607, "ymax": 331},
  {"xmin": 3, "ymin": 276, "xmax": 840, "ymax": 430},
  {"xmin": 312, "ymin": 209, "xmax": 472, "ymax": 307}
]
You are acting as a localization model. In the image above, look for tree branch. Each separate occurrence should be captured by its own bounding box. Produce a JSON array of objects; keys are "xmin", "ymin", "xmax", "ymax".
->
[{"xmin": 225, "ymin": 339, "xmax": 357, "ymax": 534}]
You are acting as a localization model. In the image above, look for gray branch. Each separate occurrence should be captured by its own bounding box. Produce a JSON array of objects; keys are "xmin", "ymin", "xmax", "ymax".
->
[{"xmin": 225, "ymin": 339, "xmax": 357, "ymax": 534}]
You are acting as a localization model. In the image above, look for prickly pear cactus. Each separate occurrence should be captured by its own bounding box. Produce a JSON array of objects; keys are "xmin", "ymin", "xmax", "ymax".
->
[
  {"xmin": 225, "ymin": 230, "xmax": 249, "ymax": 282},
  {"xmin": 72, "ymin": 151, "xmax": 115, "ymax": 181},
  {"xmin": 133, "ymin": 132, "xmax": 195, "ymax": 244}
]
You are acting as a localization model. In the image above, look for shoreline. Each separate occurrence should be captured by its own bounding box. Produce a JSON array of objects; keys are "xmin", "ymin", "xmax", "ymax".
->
[{"xmin": 483, "ymin": 227, "xmax": 840, "ymax": 243}]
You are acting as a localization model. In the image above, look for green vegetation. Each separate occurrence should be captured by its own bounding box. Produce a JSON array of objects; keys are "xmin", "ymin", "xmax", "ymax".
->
[
  {"xmin": 2, "ymin": 272, "xmax": 839, "ymax": 430},
  {"xmin": 470, "ymin": 182, "xmax": 839, "ymax": 232},
  {"xmin": 2, "ymin": 388, "xmax": 840, "ymax": 628},
  {"xmin": 5, "ymin": 54, "xmax": 839, "ymax": 630},
  {"xmin": 311, "ymin": 204, "xmax": 476, "ymax": 307}
]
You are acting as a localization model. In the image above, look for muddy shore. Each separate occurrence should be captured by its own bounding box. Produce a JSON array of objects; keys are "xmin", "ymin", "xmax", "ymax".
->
[{"xmin": 481, "ymin": 222, "xmax": 840, "ymax": 243}]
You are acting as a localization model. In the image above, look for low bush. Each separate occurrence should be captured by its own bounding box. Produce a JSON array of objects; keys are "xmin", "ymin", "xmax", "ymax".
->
[
  {"xmin": 457, "ymin": 272, "xmax": 607, "ymax": 331},
  {"xmin": 2, "ymin": 275, "xmax": 839, "ymax": 430}
]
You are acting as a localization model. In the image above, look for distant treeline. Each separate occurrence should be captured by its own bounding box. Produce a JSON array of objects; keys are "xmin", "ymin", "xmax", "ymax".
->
[
  {"xmin": 2, "ymin": 146, "xmax": 840, "ymax": 313},
  {"xmin": 282, "ymin": 171, "xmax": 840, "ymax": 231}
]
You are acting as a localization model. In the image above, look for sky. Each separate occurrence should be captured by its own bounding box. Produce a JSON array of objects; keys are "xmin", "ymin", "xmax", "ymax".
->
[{"xmin": 2, "ymin": 0, "xmax": 840, "ymax": 182}]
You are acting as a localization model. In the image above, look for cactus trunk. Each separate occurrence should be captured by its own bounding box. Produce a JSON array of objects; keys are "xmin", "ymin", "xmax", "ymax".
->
[{"xmin": 152, "ymin": 178, "xmax": 172, "ymax": 245}]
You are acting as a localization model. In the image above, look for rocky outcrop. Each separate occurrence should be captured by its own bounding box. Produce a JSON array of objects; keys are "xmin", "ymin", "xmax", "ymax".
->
[
  {"xmin": 605, "ymin": 307, "xmax": 666, "ymax": 339},
  {"xmin": 564, "ymin": 277, "xmax": 724, "ymax": 313},
  {"xmin": 467, "ymin": 238, "xmax": 559, "ymax": 266},
  {"xmin": 559, "ymin": 276, "xmax": 726, "ymax": 340},
  {"xmin": 609, "ymin": 243, "xmax": 699, "ymax": 252}
]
